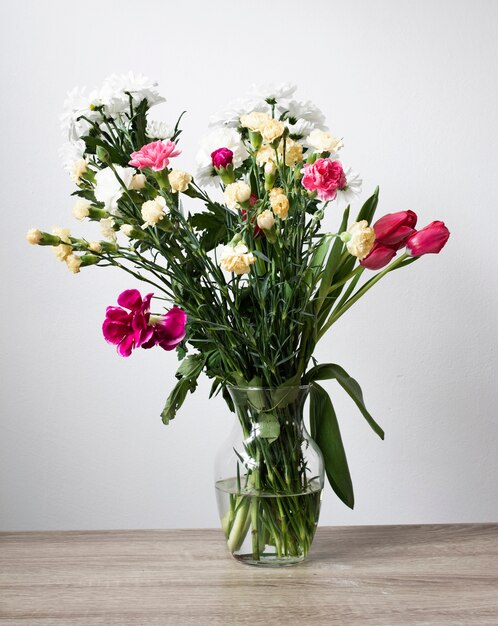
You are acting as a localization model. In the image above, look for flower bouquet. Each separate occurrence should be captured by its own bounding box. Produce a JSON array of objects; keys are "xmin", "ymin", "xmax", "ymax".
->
[{"xmin": 27, "ymin": 74, "xmax": 449, "ymax": 566}]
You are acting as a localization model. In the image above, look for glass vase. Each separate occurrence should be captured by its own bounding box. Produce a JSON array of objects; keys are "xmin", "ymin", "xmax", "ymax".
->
[{"xmin": 215, "ymin": 385, "xmax": 324, "ymax": 566}]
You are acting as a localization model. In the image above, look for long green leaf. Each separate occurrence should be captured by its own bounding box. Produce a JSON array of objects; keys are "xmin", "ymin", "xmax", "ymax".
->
[
  {"xmin": 310, "ymin": 383, "xmax": 354, "ymax": 509},
  {"xmin": 161, "ymin": 354, "xmax": 205, "ymax": 424},
  {"xmin": 305, "ymin": 363, "xmax": 384, "ymax": 439}
]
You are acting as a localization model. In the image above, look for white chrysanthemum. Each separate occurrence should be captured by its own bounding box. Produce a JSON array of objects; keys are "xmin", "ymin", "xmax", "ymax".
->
[
  {"xmin": 336, "ymin": 167, "xmax": 362, "ymax": 205},
  {"xmin": 278, "ymin": 100, "xmax": 328, "ymax": 136},
  {"xmin": 94, "ymin": 166, "xmax": 135, "ymax": 213},
  {"xmin": 61, "ymin": 87, "xmax": 103, "ymax": 142},
  {"xmin": 249, "ymin": 83, "xmax": 297, "ymax": 103},
  {"xmin": 195, "ymin": 127, "xmax": 249, "ymax": 187},
  {"xmin": 60, "ymin": 140, "xmax": 89, "ymax": 183},
  {"xmin": 209, "ymin": 97, "xmax": 268, "ymax": 129},
  {"xmin": 146, "ymin": 120, "xmax": 173, "ymax": 140},
  {"xmin": 99, "ymin": 72, "xmax": 165, "ymax": 116}
]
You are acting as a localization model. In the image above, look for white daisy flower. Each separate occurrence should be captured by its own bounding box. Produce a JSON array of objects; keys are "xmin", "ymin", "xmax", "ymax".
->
[
  {"xmin": 146, "ymin": 120, "xmax": 173, "ymax": 140},
  {"xmin": 278, "ymin": 99, "xmax": 328, "ymax": 133},
  {"xmin": 61, "ymin": 87, "xmax": 103, "ymax": 142},
  {"xmin": 249, "ymin": 83, "xmax": 297, "ymax": 103},
  {"xmin": 94, "ymin": 166, "xmax": 135, "ymax": 213},
  {"xmin": 195, "ymin": 127, "xmax": 249, "ymax": 187},
  {"xmin": 337, "ymin": 167, "xmax": 362, "ymax": 205},
  {"xmin": 209, "ymin": 97, "xmax": 268, "ymax": 129},
  {"xmin": 59, "ymin": 139, "xmax": 86, "ymax": 171},
  {"xmin": 100, "ymin": 72, "xmax": 165, "ymax": 116}
]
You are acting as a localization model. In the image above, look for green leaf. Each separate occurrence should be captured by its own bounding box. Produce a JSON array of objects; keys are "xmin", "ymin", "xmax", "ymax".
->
[
  {"xmin": 356, "ymin": 186, "xmax": 379, "ymax": 224},
  {"xmin": 305, "ymin": 363, "xmax": 384, "ymax": 439},
  {"xmin": 315, "ymin": 206, "xmax": 350, "ymax": 313},
  {"xmin": 258, "ymin": 413, "xmax": 280, "ymax": 443},
  {"xmin": 310, "ymin": 383, "xmax": 354, "ymax": 508},
  {"xmin": 161, "ymin": 354, "xmax": 205, "ymax": 424}
]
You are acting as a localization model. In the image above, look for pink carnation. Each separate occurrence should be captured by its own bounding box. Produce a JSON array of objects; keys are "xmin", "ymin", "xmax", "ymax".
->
[
  {"xmin": 301, "ymin": 158, "xmax": 346, "ymax": 201},
  {"xmin": 129, "ymin": 140, "xmax": 181, "ymax": 172}
]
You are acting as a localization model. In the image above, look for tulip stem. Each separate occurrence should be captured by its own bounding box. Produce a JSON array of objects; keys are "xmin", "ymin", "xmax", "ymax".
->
[{"xmin": 317, "ymin": 253, "xmax": 411, "ymax": 339}]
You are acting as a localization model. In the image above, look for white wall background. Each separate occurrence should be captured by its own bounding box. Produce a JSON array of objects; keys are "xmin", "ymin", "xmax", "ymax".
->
[{"xmin": 1, "ymin": 0, "xmax": 497, "ymax": 531}]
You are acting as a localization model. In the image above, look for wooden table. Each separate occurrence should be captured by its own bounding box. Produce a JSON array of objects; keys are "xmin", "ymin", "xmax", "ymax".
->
[{"xmin": 1, "ymin": 524, "xmax": 497, "ymax": 625}]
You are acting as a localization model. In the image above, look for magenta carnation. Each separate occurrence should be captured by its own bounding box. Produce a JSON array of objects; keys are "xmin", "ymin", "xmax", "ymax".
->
[
  {"xmin": 151, "ymin": 306, "xmax": 188, "ymax": 351},
  {"xmin": 211, "ymin": 147, "xmax": 234, "ymax": 170},
  {"xmin": 129, "ymin": 140, "xmax": 181, "ymax": 172},
  {"xmin": 102, "ymin": 289, "xmax": 155, "ymax": 357},
  {"xmin": 301, "ymin": 158, "xmax": 347, "ymax": 201}
]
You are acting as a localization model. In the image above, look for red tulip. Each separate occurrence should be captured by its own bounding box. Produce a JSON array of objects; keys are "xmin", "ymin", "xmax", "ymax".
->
[
  {"xmin": 373, "ymin": 210, "xmax": 417, "ymax": 246},
  {"xmin": 360, "ymin": 242, "xmax": 397, "ymax": 270},
  {"xmin": 406, "ymin": 221, "xmax": 450, "ymax": 256}
]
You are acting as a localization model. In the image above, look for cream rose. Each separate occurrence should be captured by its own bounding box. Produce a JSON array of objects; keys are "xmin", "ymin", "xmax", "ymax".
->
[
  {"xmin": 240, "ymin": 111, "xmax": 271, "ymax": 132},
  {"xmin": 260, "ymin": 119, "xmax": 285, "ymax": 143},
  {"xmin": 129, "ymin": 173, "xmax": 146, "ymax": 190},
  {"xmin": 168, "ymin": 169, "xmax": 192, "ymax": 193},
  {"xmin": 257, "ymin": 210, "xmax": 275, "ymax": 231},
  {"xmin": 219, "ymin": 243, "xmax": 256, "ymax": 275},
  {"xmin": 72, "ymin": 199, "xmax": 91, "ymax": 221},
  {"xmin": 342, "ymin": 221, "xmax": 376, "ymax": 260},
  {"xmin": 224, "ymin": 181, "xmax": 251, "ymax": 209},
  {"xmin": 141, "ymin": 196, "xmax": 167, "ymax": 228},
  {"xmin": 307, "ymin": 129, "xmax": 344, "ymax": 153}
]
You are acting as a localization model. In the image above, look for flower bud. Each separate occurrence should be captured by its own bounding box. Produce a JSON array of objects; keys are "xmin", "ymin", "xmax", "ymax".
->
[
  {"xmin": 257, "ymin": 210, "xmax": 275, "ymax": 231},
  {"xmin": 168, "ymin": 169, "xmax": 192, "ymax": 193},
  {"xmin": 129, "ymin": 173, "xmax": 147, "ymax": 190},
  {"xmin": 211, "ymin": 147, "xmax": 233, "ymax": 170},
  {"xmin": 373, "ymin": 210, "xmax": 417, "ymax": 246},
  {"xmin": 96, "ymin": 146, "xmax": 110, "ymax": 163},
  {"xmin": 360, "ymin": 242, "xmax": 397, "ymax": 270},
  {"xmin": 264, "ymin": 162, "xmax": 276, "ymax": 191},
  {"xmin": 406, "ymin": 221, "xmax": 450, "ymax": 256}
]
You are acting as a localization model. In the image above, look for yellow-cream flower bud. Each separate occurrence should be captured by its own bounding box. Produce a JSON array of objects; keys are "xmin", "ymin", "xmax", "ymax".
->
[
  {"xmin": 257, "ymin": 210, "xmax": 275, "ymax": 231},
  {"xmin": 307, "ymin": 129, "xmax": 344, "ymax": 153},
  {"xmin": 224, "ymin": 181, "xmax": 251, "ymax": 209},
  {"xmin": 240, "ymin": 111, "xmax": 271, "ymax": 132},
  {"xmin": 70, "ymin": 158, "xmax": 89, "ymax": 184},
  {"xmin": 260, "ymin": 119, "xmax": 285, "ymax": 143},
  {"xmin": 52, "ymin": 227, "xmax": 72, "ymax": 262},
  {"xmin": 26, "ymin": 228, "xmax": 42, "ymax": 245},
  {"xmin": 120, "ymin": 224, "xmax": 133, "ymax": 237},
  {"xmin": 129, "ymin": 173, "xmax": 146, "ymax": 190},
  {"xmin": 219, "ymin": 243, "xmax": 256, "ymax": 275},
  {"xmin": 168, "ymin": 169, "xmax": 192, "ymax": 193},
  {"xmin": 65, "ymin": 253, "xmax": 81, "ymax": 274},
  {"xmin": 72, "ymin": 199, "xmax": 91, "ymax": 221},
  {"xmin": 89, "ymin": 241, "xmax": 103, "ymax": 253},
  {"xmin": 342, "ymin": 220, "xmax": 376, "ymax": 260},
  {"xmin": 141, "ymin": 196, "xmax": 167, "ymax": 228}
]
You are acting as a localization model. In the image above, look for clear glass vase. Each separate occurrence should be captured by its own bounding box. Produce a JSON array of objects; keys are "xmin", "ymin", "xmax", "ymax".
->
[{"xmin": 215, "ymin": 385, "xmax": 324, "ymax": 566}]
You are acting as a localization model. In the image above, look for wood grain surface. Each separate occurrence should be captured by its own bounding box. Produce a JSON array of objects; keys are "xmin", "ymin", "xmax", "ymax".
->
[{"xmin": 1, "ymin": 524, "xmax": 497, "ymax": 625}]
